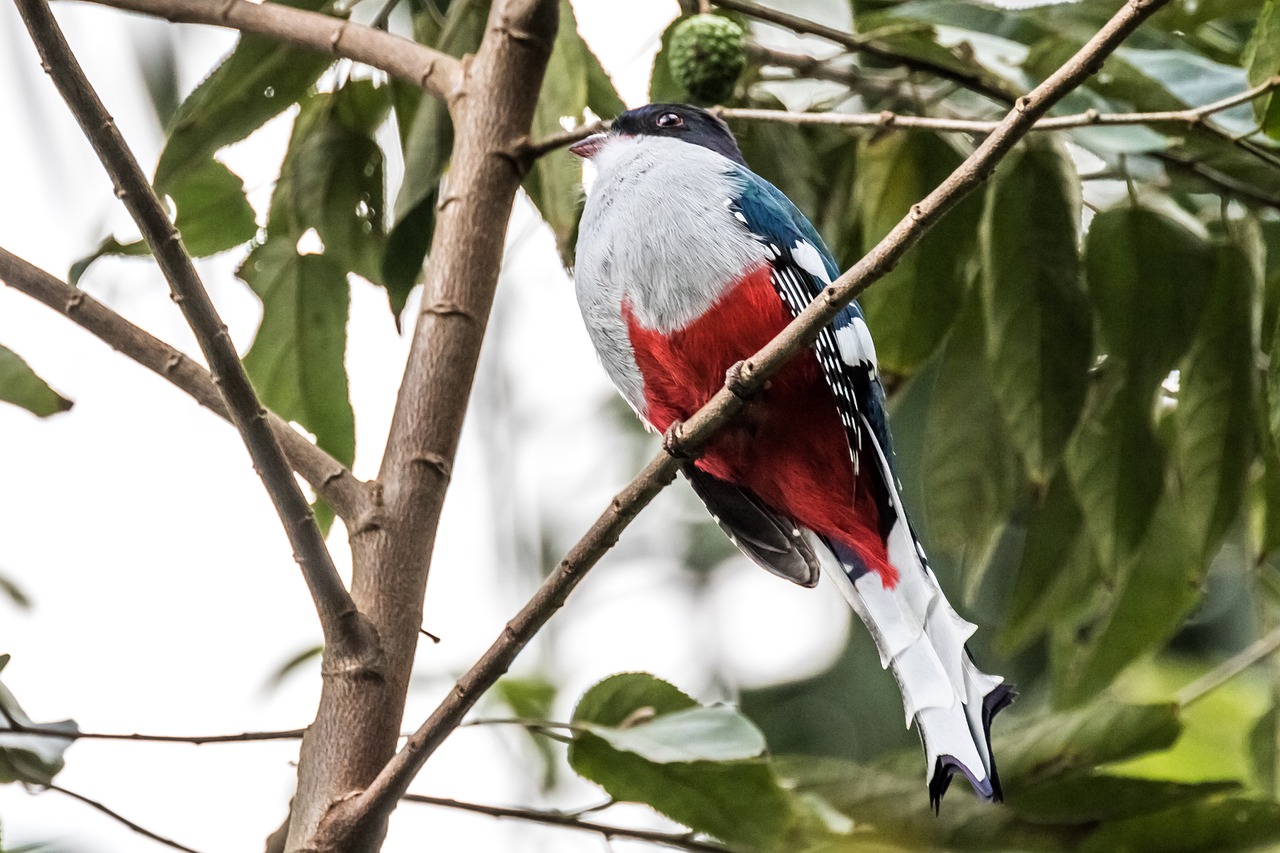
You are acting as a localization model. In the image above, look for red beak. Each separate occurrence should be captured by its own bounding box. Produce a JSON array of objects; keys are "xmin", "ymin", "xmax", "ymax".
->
[{"xmin": 570, "ymin": 132, "xmax": 607, "ymax": 159}]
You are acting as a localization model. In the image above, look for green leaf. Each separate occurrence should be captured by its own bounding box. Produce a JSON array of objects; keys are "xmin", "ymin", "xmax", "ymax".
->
[
  {"xmin": 0, "ymin": 346, "xmax": 71, "ymax": 418},
  {"xmin": 855, "ymin": 132, "xmax": 980, "ymax": 375},
  {"xmin": 274, "ymin": 81, "xmax": 390, "ymax": 285},
  {"xmin": 1244, "ymin": 0, "xmax": 1280, "ymax": 139},
  {"xmin": 0, "ymin": 574, "xmax": 30, "ymax": 611},
  {"xmin": 980, "ymin": 138, "xmax": 1091, "ymax": 480},
  {"xmin": 240, "ymin": 240, "xmax": 354, "ymax": 468},
  {"xmin": 524, "ymin": 0, "xmax": 623, "ymax": 265},
  {"xmin": 650, "ymin": 17, "xmax": 690, "ymax": 103},
  {"xmin": 383, "ymin": 0, "xmax": 490, "ymax": 317},
  {"xmin": 493, "ymin": 675, "xmax": 559, "ymax": 788},
  {"xmin": 264, "ymin": 643, "xmax": 323, "ymax": 691},
  {"xmin": 917, "ymin": 293, "xmax": 1024, "ymax": 558},
  {"xmin": 1080, "ymin": 797, "xmax": 1280, "ymax": 853},
  {"xmin": 997, "ymin": 699, "xmax": 1181, "ymax": 784},
  {"xmin": 569, "ymin": 673, "xmax": 794, "ymax": 848},
  {"xmin": 1085, "ymin": 205, "xmax": 1213, "ymax": 394},
  {"xmin": 1051, "ymin": 486, "xmax": 1203, "ymax": 705},
  {"xmin": 153, "ymin": 0, "xmax": 334, "ymax": 192},
  {"xmin": 72, "ymin": 159, "xmax": 258, "ymax": 282},
  {"xmin": 581, "ymin": 705, "xmax": 766, "ymax": 763},
  {"xmin": 1065, "ymin": 376, "xmax": 1166, "ymax": 569},
  {"xmin": 1175, "ymin": 238, "xmax": 1257, "ymax": 556},
  {"xmin": 1249, "ymin": 705, "xmax": 1279, "ymax": 794},
  {"xmin": 0, "ymin": 656, "xmax": 77, "ymax": 786},
  {"xmin": 1005, "ymin": 773, "xmax": 1240, "ymax": 825},
  {"xmin": 999, "ymin": 472, "xmax": 1099, "ymax": 654}
]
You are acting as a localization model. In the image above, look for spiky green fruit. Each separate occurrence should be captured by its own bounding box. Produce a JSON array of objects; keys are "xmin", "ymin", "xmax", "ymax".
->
[{"xmin": 668, "ymin": 14, "xmax": 746, "ymax": 105}]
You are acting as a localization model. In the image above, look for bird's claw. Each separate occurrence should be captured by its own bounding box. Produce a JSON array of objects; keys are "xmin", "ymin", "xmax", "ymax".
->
[{"xmin": 662, "ymin": 421, "xmax": 691, "ymax": 459}]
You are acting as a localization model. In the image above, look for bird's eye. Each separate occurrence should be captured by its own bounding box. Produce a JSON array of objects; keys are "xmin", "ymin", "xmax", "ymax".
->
[{"xmin": 656, "ymin": 112, "xmax": 684, "ymax": 129}]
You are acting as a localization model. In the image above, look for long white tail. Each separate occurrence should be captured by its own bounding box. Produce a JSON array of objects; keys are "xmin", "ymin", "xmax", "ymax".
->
[{"xmin": 824, "ymin": 415, "xmax": 1013, "ymax": 809}]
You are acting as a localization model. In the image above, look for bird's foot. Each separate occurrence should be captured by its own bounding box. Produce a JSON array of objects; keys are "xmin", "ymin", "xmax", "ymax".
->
[
  {"xmin": 725, "ymin": 360, "xmax": 756, "ymax": 400},
  {"xmin": 662, "ymin": 421, "xmax": 692, "ymax": 459}
]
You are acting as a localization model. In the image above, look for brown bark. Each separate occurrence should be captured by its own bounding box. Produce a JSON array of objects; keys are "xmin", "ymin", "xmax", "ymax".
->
[{"xmin": 286, "ymin": 1, "xmax": 560, "ymax": 849}]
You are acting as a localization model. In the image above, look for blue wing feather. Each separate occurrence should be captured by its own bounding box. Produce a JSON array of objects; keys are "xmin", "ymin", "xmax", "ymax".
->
[{"xmin": 726, "ymin": 167, "xmax": 895, "ymax": 474}]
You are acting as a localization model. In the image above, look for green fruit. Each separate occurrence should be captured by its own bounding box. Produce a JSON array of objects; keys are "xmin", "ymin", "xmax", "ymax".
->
[{"xmin": 668, "ymin": 14, "xmax": 747, "ymax": 105}]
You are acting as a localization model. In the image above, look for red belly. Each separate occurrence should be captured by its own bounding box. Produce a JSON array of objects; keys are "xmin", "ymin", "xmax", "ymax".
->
[{"xmin": 623, "ymin": 264, "xmax": 895, "ymax": 583}]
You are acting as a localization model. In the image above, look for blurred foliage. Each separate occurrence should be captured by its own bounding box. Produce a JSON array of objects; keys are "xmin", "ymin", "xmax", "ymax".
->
[{"xmin": 23, "ymin": 0, "xmax": 1280, "ymax": 849}]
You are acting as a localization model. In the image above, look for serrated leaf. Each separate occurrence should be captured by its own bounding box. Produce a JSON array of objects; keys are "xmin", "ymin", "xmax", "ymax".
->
[
  {"xmin": 569, "ymin": 673, "xmax": 793, "ymax": 848},
  {"xmin": 0, "ymin": 346, "xmax": 71, "ymax": 418},
  {"xmin": 855, "ymin": 132, "xmax": 979, "ymax": 375},
  {"xmin": 240, "ymin": 241, "xmax": 354, "ymax": 468},
  {"xmin": 1080, "ymin": 797, "xmax": 1280, "ymax": 853},
  {"xmin": 1176, "ymin": 239, "xmax": 1256, "ymax": 556},
  {"xmin": 524, "ymin": 0, "xmax": 622, "ymax": 265},
  {"xmin": 153, "ymin": 0, "xmax": 334, "ymax": 192},
  {"xmin": 1244, "ymin": 0, "xmax": 1280, "ymax": 139},
  {"xmin": 0, "ymin": 657, "xmax": 77, "ymax": 786},
  {"xmin": 382, "ymin": 0, "xmax": 490, "ymax": 318},
  {"xmin": 72, "ymin": 158, "xmax": 258, "ymax": 282},
  {"xmin": 1085, "ymin": 205, "xmax": 1213, "ymax": 394},
  {"xmin": 980, "ymin": 138, "xmax": 1091, "ymax": 480}
]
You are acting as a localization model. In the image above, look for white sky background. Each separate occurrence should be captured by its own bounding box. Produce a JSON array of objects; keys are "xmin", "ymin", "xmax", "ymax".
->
[{"xmin": 0, "ymin": 1, "xmax": 853, "ymax": 850}]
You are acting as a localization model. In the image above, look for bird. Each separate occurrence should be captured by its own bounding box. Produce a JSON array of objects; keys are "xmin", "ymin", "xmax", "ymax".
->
[{"xmin": 569, "ymin": 103, "xmax": 1012, "ymax": 809}]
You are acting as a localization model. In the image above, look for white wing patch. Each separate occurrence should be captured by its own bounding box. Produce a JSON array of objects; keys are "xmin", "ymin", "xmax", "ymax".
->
[
  {"xmin": 835, "ymin": 316, "xmax": 879, "ymax": 376},
  {"xmin": 791, "ymin": 239, "xmax": 831, "ymax": 284}
]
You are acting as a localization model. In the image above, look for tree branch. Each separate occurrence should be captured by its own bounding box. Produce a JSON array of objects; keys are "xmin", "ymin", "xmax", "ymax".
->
[
  {"xmin": 14, "ymin": 0, "xmax": 378, "ymax": 667},
  {"xmin": 713, "ymin": 0, "xmax": 1018, "ymax": 104},
  {"xmin": 75, "ymin": 0, "xmax": 462, "ymax": 103},
  {"xmin": 291, "ymin": 0, "xmax": 560, "ymax": 848},
  {"xmin": 0, "ymin": 248, "xmax": 370, "ymax": 522},
  {"xmin": 715, "ymin": 76, "xmax": 1280, "ymax": 133},
  {"xmin": 47, "ymin": 784, "xmax": 207, "ymax": 853},
  {"xmin": 1177, "ymin": 623, "xmax": 1280, "ymax": 707},
  {"xmin": 6, "ymin": 721, "xmax": 307, "ymax": 744},
  {"xmin": 403, "ymin": 793, "xmax": 734, "ymax": 853},
  {"xmin": 348, "ymin": 0, "xmax": 1171, "ymax": 827}
]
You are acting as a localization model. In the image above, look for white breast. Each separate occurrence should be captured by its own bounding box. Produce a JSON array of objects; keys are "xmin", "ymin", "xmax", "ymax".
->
[{"xmin": 573, "ymin": 135, "xmax": 767, "ymax": 413}]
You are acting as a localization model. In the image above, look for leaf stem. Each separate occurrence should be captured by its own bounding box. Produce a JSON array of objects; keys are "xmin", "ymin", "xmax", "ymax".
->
[{"xmin": 1177, "ymin": 625, "xmax": 1280, "ymax": 707}]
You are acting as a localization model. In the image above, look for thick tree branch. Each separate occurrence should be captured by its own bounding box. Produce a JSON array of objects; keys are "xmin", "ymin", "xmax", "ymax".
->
[
  {"xmin": 0, "ymin": 248, "xmax": 369, "ymax": 521},
  {"xmin": 76, "ymin": 0, "xmax": 462, "ymax": 102},
  {"xmin": 403, "ymin": 793, "xmax": 733, "ymax": 853},
  {"xmin": 48, "ymin": 784, "xmax": 207, "ymax": 853},
  {"xmin": 291, "ymin": 0, "xmax": 560, "ymax": 849},
  {"xmin": 357, "ymin": 0, "xmax": 1171, "ymax": 823},
  {"xmin": 15, "ymin": 0, "xmax": 378, "ymax": 667}
]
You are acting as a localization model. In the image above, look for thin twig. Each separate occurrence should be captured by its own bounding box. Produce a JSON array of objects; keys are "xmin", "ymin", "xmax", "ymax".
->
[
  {"xmin": 15, "ymin": 0, "xmax": 378, "ymax": 666},
  {"xmin": 713, "ymin": 0, "xmax": 1017, "ymax": 104},
  {"xmin": 47, "ymin": 784, "xmax": 207, "ymax": 853},
  {"xmin": 721, "ymin": 0, "xmax": 1280, "ymax": 209},
  {"xmin": 0, "ymin": 248, "xmax": 369, "ymax": 521},
  {"xmin": 78, "ymin": 0, "xmax": 461, "ymax": 102},
  {"xmin": 715, "ymin": 76, "xmax": 1280, "ymax": 134},
  {"xmin": 346, "ymin": 0, "xmax": 1169, "ymax": 827},
  {"xmin": 402, "ymin": 794, "xmax": 734, "ymax": 853},
  {"xmin": 1177, "ymin": 625, "xmax": 1280, "ymax": 707},
  {"xmin": 5, "ymin": 722, "xmax": 307, "ymax": 744}
]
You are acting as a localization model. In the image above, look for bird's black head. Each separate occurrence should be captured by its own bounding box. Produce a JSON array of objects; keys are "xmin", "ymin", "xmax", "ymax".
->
[{"xmin": 610, "ymin": 103, "xmax": 746, "ymax": 166}]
